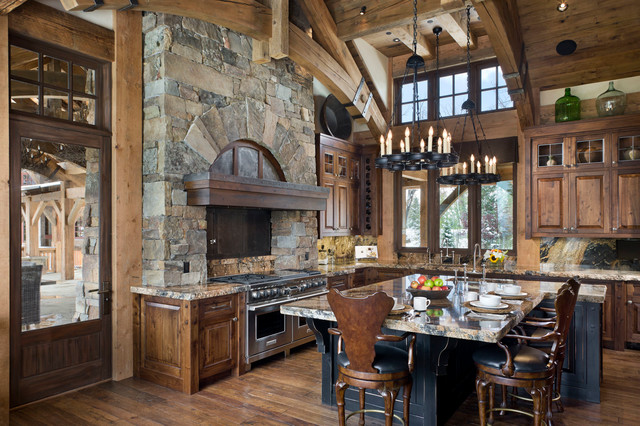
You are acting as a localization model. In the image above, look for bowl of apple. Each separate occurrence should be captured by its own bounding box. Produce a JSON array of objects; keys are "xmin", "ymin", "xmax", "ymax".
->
[{"xmin": 407, "ymin": 275, "xmax": 453, "ymax": 299}]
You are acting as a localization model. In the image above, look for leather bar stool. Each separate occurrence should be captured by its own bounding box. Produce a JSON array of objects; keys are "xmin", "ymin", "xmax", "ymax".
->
[
  {"xmin": 473, "ymin": 278, "xmax": 581, "ymax": 426},
  {"xmin": 327, "ymin": 288, "xmax": 416, "ymax": 426}
]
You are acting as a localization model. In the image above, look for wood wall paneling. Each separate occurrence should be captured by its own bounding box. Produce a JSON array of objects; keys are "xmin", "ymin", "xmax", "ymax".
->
[
  {"xmin": 112, "ymin": 10, "xmax": 142, "ymax": 381},
  {"xmin": 0, "ymin": 13, "xmax": 9, "ymax": 424}
]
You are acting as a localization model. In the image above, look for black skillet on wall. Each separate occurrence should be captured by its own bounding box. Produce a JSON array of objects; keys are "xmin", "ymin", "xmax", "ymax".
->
[{"xmin": 320, "ymin": 94, "xmax": 352, "ymax": 140}]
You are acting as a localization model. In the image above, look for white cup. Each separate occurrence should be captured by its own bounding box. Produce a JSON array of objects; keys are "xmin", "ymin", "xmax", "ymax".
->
[
  {"xmin": 464, "ymin": 291, "xmax": 479, "ymax": 302},
  {"xmin": 479, "ymin": 294, "xmax": 502, "ymax": 307},
  {"xmin": 485, "ymin": 281, "xmax": 496, "ymax": 293},
  {"xmin": 503, "ymin": 284, "xmax": 521, "ymax": 295},
  {"xmin": 392, "ymin": 297, "xmax": 403, "ymax": 309},
  {"xmin": 413, "ymin": 297, "xmax": 431, "ymax": 311}
]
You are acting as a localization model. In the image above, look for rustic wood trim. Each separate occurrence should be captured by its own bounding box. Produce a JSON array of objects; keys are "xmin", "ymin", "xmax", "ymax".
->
[
  {"xmin": 251, "ymin": 38, "xmax": 270, "ymax": 64},
  {"xmin": 438, "ymin": 11, "xmax": 477, "ymax": 50},
  {"xmin": 61, "ymin": 0, "xmax": 272, "ymax": 42},
  {"xmin": 391, "ymin": 25, "xmax": 434, "ymax": 59},
  {"xmin": 0, "ymin": 14, "xmax": 9, "ymax": 424},
  {"xmin": 0, "ymin": 0, "xmax": 26, "ymax": 15},
  {"xmin": 524, "ymin": 113, "xmax": 640, "ymax": 138},
  {"xmin": 111, "ymin": 10, "xmax": 142, "ymax": 381},
  {"xmin": 269, "ymin": 0, "xmax": 288, "ymax": 59},
  {"xmin": 8, "ymin": 1, "xmax": 115, "ymax": 62},
  {"xmin": 211, "ymin": 140, "xmax": 286, "ymax": 181}
]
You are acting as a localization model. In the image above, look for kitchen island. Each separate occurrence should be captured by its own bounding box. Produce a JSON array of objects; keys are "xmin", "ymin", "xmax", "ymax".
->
[{"xmin": 281, "ymin": 275, "xmax": 606, "ymax": 426}]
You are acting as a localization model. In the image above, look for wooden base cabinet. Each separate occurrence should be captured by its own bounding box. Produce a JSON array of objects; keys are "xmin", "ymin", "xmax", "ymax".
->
[
  {"xmin": 626, "ymin": 282, "xmax": 640, "ymax": 345},
  {"xmin": 133, "ymin": 293, "xmax": 244, "ymax": 394}
]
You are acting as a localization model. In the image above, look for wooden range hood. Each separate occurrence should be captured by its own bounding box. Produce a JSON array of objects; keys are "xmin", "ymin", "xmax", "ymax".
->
[{"xmin": 184, "ymin": 172, "xmax": 329, "ymax": 211}]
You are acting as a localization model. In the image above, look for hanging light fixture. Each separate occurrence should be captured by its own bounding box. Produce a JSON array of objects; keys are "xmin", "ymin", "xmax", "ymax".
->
[
  {"xmin": 375, "ymin": 0, "xmax": 458, "ymax": 172},
  {"xmin": 437, "ymin": 6, "xmax": 500, "ymax": 186}
]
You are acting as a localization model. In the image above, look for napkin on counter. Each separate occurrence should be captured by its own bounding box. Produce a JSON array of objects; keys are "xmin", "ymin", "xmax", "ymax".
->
[
  {"xmin": 502, "ymin": 299, "xmax": 524, "ymax": 305},
  {"xmin": 466, "ymin": 312, "xmax": 509, "ymax": 321}
]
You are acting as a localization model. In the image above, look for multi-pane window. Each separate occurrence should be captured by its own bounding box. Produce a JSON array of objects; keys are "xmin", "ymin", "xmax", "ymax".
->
[
  {"xmin": 439, "ymin": 71, "xmax": 468, "ymax": 117},
  {"xmin": 399, "ymin": 78, "xmax": 428, "ymax": 124},
  {"xmin": 480, "ymin": 164, "xmax": 514, "ymax": 250},
  {"xmin": 480, "ymin": 65, "xmax": 513, "ymax": 112},
  {"xmin": 9, "ymin": 40, "xmax": 102, "ymax": 126},
  {"xmin": 400, "ymin": 171, "xmax": 429, "ymax": 247}
]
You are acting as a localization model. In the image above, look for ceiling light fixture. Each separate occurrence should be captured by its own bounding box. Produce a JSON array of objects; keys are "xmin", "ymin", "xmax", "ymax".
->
[
  {"xmin": 360, "ymin": 6, "xmax": 366, "ymax": 15},
  {"xmin": 375, "ymin": 0, "xmax": 458, "ymax": 172},
  {"xmin": 437, "ymin": 6, "xmax": 500, "ymax": 186},
  {"xmin": 393, "ymin": 37, "xmax": 401, "ymax": 42},
  {"xmin": 557, "ymin": 1, "xmax": 568, "ymax": 12}
]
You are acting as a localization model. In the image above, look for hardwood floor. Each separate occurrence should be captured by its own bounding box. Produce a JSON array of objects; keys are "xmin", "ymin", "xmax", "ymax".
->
[{"xmin": 10, "ymin": 344, "xmax": 640, "ymax": 425}]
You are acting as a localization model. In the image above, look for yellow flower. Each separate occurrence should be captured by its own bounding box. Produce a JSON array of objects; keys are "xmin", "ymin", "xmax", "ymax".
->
[{"xmin": 489, "ymin": 254, "xmax": 498, "ymax": 263}]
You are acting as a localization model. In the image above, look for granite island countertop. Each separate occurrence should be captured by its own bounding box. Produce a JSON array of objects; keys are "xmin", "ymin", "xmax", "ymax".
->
[
  {"xmin": 318, "ymin": 262, "xmax": 640, "ymax": 283},
  {"xmin": 281, "ymin": 274, "xmax": 606, "ymax": 343},
  {"xmin": 130, "ymin": 282, "xmax": 248, "ymax": 300}
]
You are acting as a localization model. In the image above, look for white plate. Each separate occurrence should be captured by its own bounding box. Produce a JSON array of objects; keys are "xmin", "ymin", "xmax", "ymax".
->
[
  {"xmin": 393, "ymin": 304, "xmax": 404, "ymax": 310},
  {"xmin": 469, "ymin": 301, "xmax": 509, "ymax": 310},
  {"xmin": 495, "ymin": 292, "xmax": 527, "ymax": 297}
]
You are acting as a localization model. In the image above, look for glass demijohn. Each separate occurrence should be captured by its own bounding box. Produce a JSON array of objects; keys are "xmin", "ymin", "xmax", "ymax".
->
[
  {"xmin": 596, "ymin": 81, "xmax": 626, "ymax": 117},
  {"xmin": 555, "ymin": 88, "xmax": 580, "ymax": 123}
]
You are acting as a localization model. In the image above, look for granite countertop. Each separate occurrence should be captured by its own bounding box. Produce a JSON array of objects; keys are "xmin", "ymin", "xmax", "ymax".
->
[
  {"xmin": 130, "ymin": 282, "xmax": 248, "ymax": 300},
  {"xmin": 280, "ymin": 274, "xmax": 606, "ymax": 343},
  {"xmin": 318, "ymin": 262, "xmax": 640, "ymax": 282}
]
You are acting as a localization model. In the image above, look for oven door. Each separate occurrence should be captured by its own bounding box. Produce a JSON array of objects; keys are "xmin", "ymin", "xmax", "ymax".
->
[{"xmin": 247, "ymin": 300, "xmax": 292, "ymax": 358}]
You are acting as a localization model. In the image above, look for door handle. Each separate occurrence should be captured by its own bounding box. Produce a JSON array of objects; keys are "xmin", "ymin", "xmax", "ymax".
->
[{"xmin": 628, "ymin": 300, "xmax": 634, "ymax": 305}]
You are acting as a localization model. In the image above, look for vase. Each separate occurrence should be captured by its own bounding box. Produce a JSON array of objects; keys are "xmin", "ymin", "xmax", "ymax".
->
[
  {"xmin": 596, "ymin": 81, "xmax": 626, "ymax": 117},
  {"xmin": 555, "ymin": 88, "xmax": 581, "ymax": 122}
]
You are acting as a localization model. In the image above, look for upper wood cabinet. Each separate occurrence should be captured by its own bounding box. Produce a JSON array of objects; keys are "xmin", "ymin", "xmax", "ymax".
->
[{"xmin": 525, "ymin": 114, "xmax": 640, "ymax": 238}]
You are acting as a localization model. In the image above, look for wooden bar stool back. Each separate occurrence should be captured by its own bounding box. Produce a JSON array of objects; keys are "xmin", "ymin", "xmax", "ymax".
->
[
  {"xmin": 473, "ymin": 278, "xmax": 581, "ymax": 426},
  {"xmin": 327, "ymin": 288, "xmax": 416, "ymax": 426}
]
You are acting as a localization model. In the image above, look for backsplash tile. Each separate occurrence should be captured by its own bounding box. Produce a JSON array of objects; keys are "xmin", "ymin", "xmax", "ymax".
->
[
  {"xmin": 317, "ymin": 235, "xmax": 377, "ymax": 262},
  {"xmin": 540, "ymin": 237, "xmax": 640, "ymax": 271}
]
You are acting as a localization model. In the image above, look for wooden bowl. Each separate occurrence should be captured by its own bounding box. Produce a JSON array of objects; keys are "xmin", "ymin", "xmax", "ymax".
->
[{"xmin": 407, "ymin": 285, "xmax": 453, "ymax": 299}]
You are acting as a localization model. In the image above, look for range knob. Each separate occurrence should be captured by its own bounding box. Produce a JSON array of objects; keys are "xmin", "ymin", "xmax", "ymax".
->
[
  {"xmin": 271, "ymin": 288, "xmax": 278, "ymax": 296},
  {"xmin": 251, "ymin": 291, "xmax": 259, "ymax": 299}
]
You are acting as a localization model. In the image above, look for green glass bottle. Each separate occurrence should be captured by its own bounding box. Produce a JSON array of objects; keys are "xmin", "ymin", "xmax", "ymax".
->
[{"xmin": 555, "ymin": 88, "xmax": 580, "ymax": 123}]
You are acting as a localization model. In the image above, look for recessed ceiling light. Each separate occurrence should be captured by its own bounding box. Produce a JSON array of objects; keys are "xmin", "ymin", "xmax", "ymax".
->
[
  {"xmin": 360, "ymin": 6, "xmax": 366, "ymax": 15},
  {"xmin": 393, "ymin": 38, "xmax": 401, "ymax": 43},
  {"xmin": 427, "ymin": 19, "xmax": 433, "ymax": 24},
  {"xmin": 557, "ymin": 2, "xmax": 568, "ymax": 12},
  {"xmin": 386, "ymin": 31, "xmax": 392, "ymax": 35},
  {"xmin": 556, "ymin": 39, "xmax": 577, "ymax": 55}
]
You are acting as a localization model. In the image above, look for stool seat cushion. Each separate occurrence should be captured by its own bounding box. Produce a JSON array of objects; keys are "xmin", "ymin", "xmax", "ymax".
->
[
  {"xmin": 338, "ymin": 344, "xmax": 409, "ymax": 374},
  {"xmin": 528, "ymin": 328, "xmax": 554, "ymax": 349},
  {"xmin": 473, "ymin": 344, "xmax": 549, "ymax": 373}
]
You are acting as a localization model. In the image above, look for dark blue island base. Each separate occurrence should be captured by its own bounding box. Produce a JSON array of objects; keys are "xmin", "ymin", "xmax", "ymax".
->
[{"xmin": 307, "ymin": 300, "xmax": 601, "ymax": 426}]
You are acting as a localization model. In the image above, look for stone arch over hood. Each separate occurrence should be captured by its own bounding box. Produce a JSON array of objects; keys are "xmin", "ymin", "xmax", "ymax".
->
[{"xmin": 184, "ymin": 101, "xmax": 316, "ymax": 186}]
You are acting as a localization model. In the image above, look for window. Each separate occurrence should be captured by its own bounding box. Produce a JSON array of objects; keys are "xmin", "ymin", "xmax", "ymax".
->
[
  {"xmin": 9, "ymin": 37, "xmax": 106, "ymax": 127},
  {"xmin": 399, "ymin": 77, "xmax": 428, "ymax": 124},
  {"xmin": 439, "ymin": 71, "xmax": 468, "ymax": 117},
  {"xmin": 440, "ymin": 184, "xmax": 469, "ymax": 249},
  {"xmin": 39, "ymin": 216, "xmax": 52, "ymax": 248},
  {"xmin": 399, "ymin": 171, "xmax": 428, "ymax": 247},
  {"xmin": 480, "ymin": 65, "xmax": 513, "ymax": 112},
  {"xmin": 210, "ymin": 140, "xmax": 285, "ymax": 181}
]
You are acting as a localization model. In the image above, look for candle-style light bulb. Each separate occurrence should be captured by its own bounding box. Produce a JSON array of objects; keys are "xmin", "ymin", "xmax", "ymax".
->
[
  {"xmin": 400, "ymin": 140, "xmax": 404, "ymax": 153},
  {"xmin": 485, "ymin": 155, "xmax": 489, "ymax": 173},
  {"xmin": 455, "ymin": 163, "xmax": 459, "ymax": 174},
  {"xmin": 420, "ymin": 138, "xmax": 425, "ymax": 153},
  {"xmin": 428, "ymin": 126, "xmax": 434, "ymax": 151},
  {"xmin": 463, "ymin": 162, "xmax": 467, "ymax": 173},
  {"xmin": 477, "ymin": 160, "xmax": 481, "ymax": 173},
  {"xmin": 386, "ymin": 130, "xmax": 393, "ymax": 155},
  {"xmin": 470, "ymin": 154, "xmax": 475, "ymax": 173},
  {"xmin": 380, "ymin": 135, "xmax": 385, "ymax": 156},
  {"xmin": 493, "ymin": 156, "xmax": 497, "ymax": 174},
  {"xmin": 404, "ymin": 127, "xmax": 410, "ymax": 153}
]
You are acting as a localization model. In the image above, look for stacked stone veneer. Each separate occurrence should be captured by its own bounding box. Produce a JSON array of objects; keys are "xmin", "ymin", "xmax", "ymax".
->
[{"xmin": 142, "ymin": 13, "xmax": 317, "ymax": 286}]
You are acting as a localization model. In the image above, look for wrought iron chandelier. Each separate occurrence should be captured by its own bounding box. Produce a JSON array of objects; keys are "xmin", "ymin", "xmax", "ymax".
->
[
  {"xmin": 375, "ymin": 0, "xmax": 458, "ymax": 172},
  {"xmin": 437, "ymin": 6, "xmax": 500, "ymax": 186}
]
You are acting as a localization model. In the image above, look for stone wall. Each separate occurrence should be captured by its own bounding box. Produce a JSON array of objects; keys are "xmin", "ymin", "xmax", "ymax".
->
[
  {"xmin": 540, "ymin": 238, "xmax": 640, "ymax": 270},
  {"xmin": 317, "ymin": 235, "xmax": 377, "ymax": 263},
  {"xmin": 142, "ymin": 13, "xmax": 317, "ymax": 286}
]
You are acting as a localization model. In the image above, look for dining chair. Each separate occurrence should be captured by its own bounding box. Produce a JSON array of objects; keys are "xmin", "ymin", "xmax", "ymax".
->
[
  {"xmin": 327, "ymin": 288, "xmax": 416, "ymax": 426},
  {"xmin": 473, "ymin": 278, "xmax": 581, "ymax": 425}
]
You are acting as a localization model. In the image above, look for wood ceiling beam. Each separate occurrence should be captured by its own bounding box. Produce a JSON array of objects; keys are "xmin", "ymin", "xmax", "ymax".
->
[
  {"xmin": 472, "ymin": 0, "xmax": 534, "ymax": 128},
  {"xmin": 438, "ymin": 11, "xmax": 477, "ymax": 49},
  {"xmin": 269, "ymin": 0, "xmax": 288, "ymax": 59},
  {"xmin": 390, "ymin": 25, "xmax": 434, "ymax": 59},
  {"xmin": 346, "ymin": 40, "xmax": 389, "ymax": 120},
  {"xmin": 60, "ymin": 0, "xmax": 272, "ymax": 41},
  {"xmin": 333, "ymin": 0, "xmax": 466, "ymax": 41},
  {"xmin": 0, "ymin": 0, "xmax": 27, "ymax": 15}
]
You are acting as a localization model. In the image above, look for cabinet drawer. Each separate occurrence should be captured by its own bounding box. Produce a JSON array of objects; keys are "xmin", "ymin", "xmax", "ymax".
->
[{"xmin": 200, "ymin": 295, "xmax": 236, "ymax": 322}]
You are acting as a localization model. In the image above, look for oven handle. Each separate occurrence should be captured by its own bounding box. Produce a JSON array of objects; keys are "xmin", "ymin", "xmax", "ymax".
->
[{"xmin": 247, "ymin": 290, "xmax": 329, "ymax": 311}]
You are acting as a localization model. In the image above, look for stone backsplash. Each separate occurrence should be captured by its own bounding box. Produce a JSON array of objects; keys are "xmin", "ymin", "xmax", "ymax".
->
[
  {"xmin": 142, "ymin": 13, "xmax": 316, "ymax": 286},
  {"xmin": 541, "ymin": 238, "xmax": 640, "ymax": 271},
  {"xmin": 318, "ymin": 235, "xmax": 377, "ymax": 262}
]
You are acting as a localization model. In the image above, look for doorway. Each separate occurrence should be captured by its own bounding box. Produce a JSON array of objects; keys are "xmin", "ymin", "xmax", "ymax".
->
[{"xmin": 9, "ymin": 117, "xmax": 112, "ymax": 406}]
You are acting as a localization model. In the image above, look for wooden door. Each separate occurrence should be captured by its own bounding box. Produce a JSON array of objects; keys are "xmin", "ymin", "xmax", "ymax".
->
[
  {"xmin": 327, "ymin": 275, "xmax": 350, "ymax": 291},
  {"xmin": 611, "ymin": 168, "xmax": 640, "ymax": 235},
  {"xmin": 602, "ymin": 283, "xmax": 615, "ymax": 349},
  {"xmin": 319, "ymin": 179, "xmax": 336, "ymax": 236},
  {"xmin": 626, "ymin": 282, "xmax": 640, "ymax": 345},
  {"xmin": 531, "ymin": 172, "xmax": 569, "ymax": 235},
  {"xmin": 569, "ymin": 170, "xmax": 610, "ymax": 234},
  {"xmin": 348, "ymin": 182, "xmax": 361, "ymax": 235},
  {"xmin": 336, "ymin": 181, "xmax": 349, "ymax": 232},
  {"xmin": 199, "ymin": 296, "xmax": 237, "ymax": 380},
  {"xmin": 10, "ymin": 118, "xmax": 112, "ymax": 406},
  {"xmin": 532, "ymin": 137, "xmax": 566, "ymax": 170}
]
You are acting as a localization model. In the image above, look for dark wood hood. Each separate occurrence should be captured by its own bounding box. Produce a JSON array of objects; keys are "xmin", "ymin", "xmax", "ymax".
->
[{"xmin": 184, "ymin": 172, "xmax": 329, "ymax": 211}]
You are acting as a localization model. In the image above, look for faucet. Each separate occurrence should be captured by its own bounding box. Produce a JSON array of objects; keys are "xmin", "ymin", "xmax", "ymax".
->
[{"xmin": 473, "ymin": 243, "xmax": 481, "ymax": 272}]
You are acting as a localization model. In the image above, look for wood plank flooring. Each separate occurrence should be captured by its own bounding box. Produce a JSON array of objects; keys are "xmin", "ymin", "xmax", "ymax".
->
[{"xmin": 10, "ymin": 344, "xmax": 640, "ymax": 425}]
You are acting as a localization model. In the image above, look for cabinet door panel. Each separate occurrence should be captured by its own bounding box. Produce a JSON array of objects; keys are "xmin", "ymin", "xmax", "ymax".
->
[
  {"xmin": 322, "ymin": 180, "xmax": 335, "ymax": 233},
  {"xmin": 612, "ymin": 170, "xmax": 640, "ymax": 234},
  {"xmin": 532, "ymin": 174, "xmax": 568, "ymax": 234},
  {"xmin": 336, "ymin": 183, "xmax": 349, "ymax": 230},
  {"xmin": 571, "ymin": 171, "xmax": 609, "ymax": 233},
  {"xmin": 349, "ymin": 183, "xmax": 360, "ymax": 234},
  {"xmin": 626, "ymin": 283, "xmax": 640, "ymax": 344},
  {"xmin": 602, "ymin": 284, "xmax": 615, "ymax": 348},
  {"xmin": 200, "ymin": 319, "xmax": 235, "ymax": 377},
  {"xmin": 141, "ymin": 300, "xmax": 182, "ymax": 374}
]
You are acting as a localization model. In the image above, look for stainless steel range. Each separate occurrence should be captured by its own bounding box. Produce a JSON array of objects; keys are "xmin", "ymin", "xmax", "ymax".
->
[{"xmin": 209, "ymin": 269, "xmax": 327, "ymax": 366}]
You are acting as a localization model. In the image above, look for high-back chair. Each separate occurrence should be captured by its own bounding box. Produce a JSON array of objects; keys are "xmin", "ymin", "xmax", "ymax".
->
[
  {"xmin": 327, "ymin": 288, "xmax": 416, "ymax": 425},
  {"xmin": 472, "ymin": 278, "xmax": 581, "ymax": 425}
]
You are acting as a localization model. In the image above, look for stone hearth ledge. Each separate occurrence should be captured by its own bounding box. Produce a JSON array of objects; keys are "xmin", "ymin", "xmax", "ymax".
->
[
  {"xmin": 281, "ymin": 277, "xmax": 605, "ymax": 343},
  {"xmin": 318, "ymin": 262, "xmax": 640, "ymax": 283},
  {"xmin": 130, "ymin": 282, "xmax": 248, "ymax": 300}
]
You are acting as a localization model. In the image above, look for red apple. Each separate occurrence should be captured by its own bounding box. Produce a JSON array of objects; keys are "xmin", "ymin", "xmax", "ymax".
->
[{"xmin": 417, "ymin": 275, "xmax": 427, "ymax": 285}]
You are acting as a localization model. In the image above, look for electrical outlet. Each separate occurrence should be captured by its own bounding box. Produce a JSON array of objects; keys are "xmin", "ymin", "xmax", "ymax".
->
[
  {"xmin": 183, "ymin": 262, "xmax": 190, "ymax": 273},
  {"xmin": 305, "ymin": 252, "xmax": 309, "ymax": 260}
]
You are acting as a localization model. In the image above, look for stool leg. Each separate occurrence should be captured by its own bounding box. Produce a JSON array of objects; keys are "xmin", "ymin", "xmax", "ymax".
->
[
  {"xmin": 403, "ymin": 379, "xmax": 413, "ymax": 425},
  {"xmin": 500, "ymin": 384, "xmax": 507, "ymax": 415},
  {"xmin": 359, "ymin": 388, "xmax": 365, "ymax": 426},
  {"xmin": 379, "ymin": 387, "xmax": 399, "ymax": 426},
  {"xmin": 476, "ymin": 376, "xmax": 489, "ymax": 426},
  {"xmin": 488, "ymin": 382, "xmax": 495, "ymax": 425},
  {"xmin": 555, "ymin": 359, "xmax": 565, "ymax": 413},
  {"xmin": 336, "ymin": 380, "xmax": 349, "ymax": 426},
  {"xmin": 530, "ymin": 386, "xmax": 544, "ymax": 426}
]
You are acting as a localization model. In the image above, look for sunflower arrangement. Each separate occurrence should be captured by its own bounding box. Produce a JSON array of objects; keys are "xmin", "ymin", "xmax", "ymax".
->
[{"xmin": 483, "ymin": 249, "xmax": 507, "ymax": 264}]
